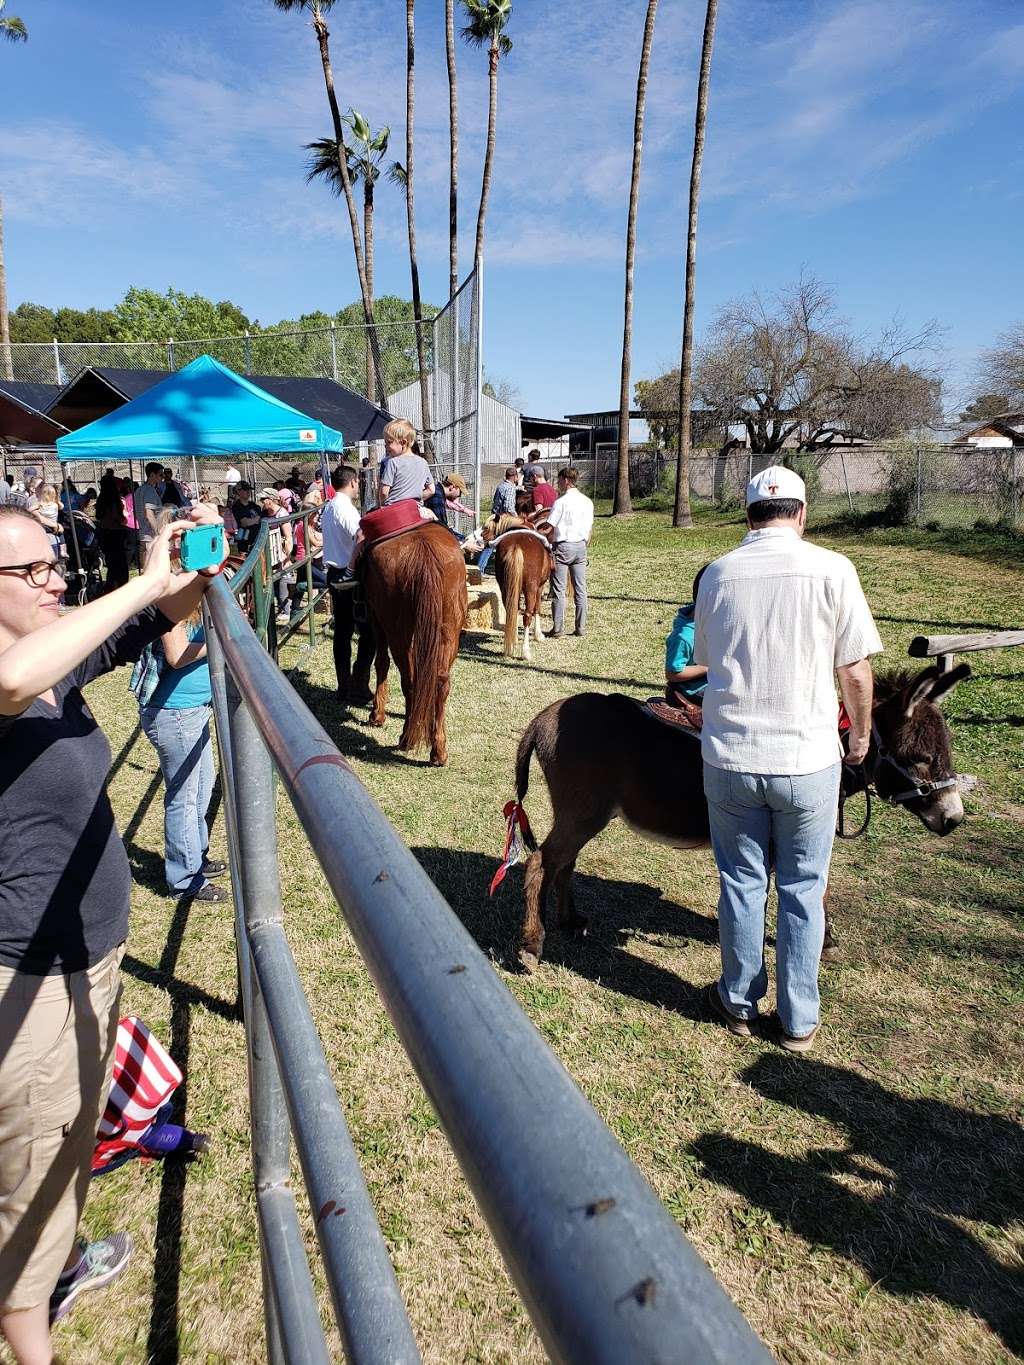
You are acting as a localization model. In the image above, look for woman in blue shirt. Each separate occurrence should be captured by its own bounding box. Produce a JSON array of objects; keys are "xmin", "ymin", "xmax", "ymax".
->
[
  {"xmin": 665, "ymin": 565, "xmax": 709, "ymax": 709},
  {"xmin": 139, "ymin": 606, "xmax": 227, "ymax": 902}
]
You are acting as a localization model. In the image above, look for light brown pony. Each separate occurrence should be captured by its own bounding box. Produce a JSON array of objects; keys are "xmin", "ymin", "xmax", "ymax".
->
[
  {"xmin": 483, "ymin": 513, "xmax": 552, "ymax": 660},
  {"xmin": 357, "ymin": 523, "xmax": 468, "ymax": 766},
  {"xmin": 509, "ymin": 665, "xmax": 970, "ymax": 970}
]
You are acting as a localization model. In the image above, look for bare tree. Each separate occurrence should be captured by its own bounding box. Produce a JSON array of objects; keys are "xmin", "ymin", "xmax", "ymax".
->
[
  {"xmin": 613, "ymin": 0, "xmax": 659, "ymax": 518},
  {"xmin": 673, "ymin": 0, "xmax": 719, "ymax": 530},
  {"xmin": 692, "ymin": 276, "xmax": 942, "ymax": 451},
  {"xmin": 446, "ymin": 0, "xmax": 459, "ymax": 301},
  {"xmin": 978, "ymin": 323, "xmax": 1024, "ymax": 407}
]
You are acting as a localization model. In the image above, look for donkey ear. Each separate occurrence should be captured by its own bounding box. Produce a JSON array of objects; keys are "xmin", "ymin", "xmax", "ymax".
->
[
  {"xmin": 902, "ymin": 667, "xmax": 941, "ymax": 718},
  {"xmin": 927, "ymin": 661, "xmax": 971, "ymax": 706}
]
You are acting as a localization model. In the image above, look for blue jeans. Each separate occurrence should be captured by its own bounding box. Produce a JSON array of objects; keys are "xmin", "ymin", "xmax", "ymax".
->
[
  {"xmin": 477, "ymin": 546, "xmax": 495, "ymax": 575},
  {"xmin": 140, "ymin": 704, "xmax": 215, "ymax": 895},
  {"xmin": 703, "ymin": 763, "xmax": 841, "ymax": 1038}
]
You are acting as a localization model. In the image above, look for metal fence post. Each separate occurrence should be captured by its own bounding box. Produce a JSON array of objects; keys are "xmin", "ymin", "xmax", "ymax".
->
[
  {"xmin": 52, "ymin": 338, "xmax": 61, "ymax": 385},
  {"xmin": 1013, "ymin": 447, "xmax": 1020, "ymax": 528},
  {"xmin": 245, "ymin": 331, "xmax": 253, "ymax": 375},
  {"xmin": 330, "ymin": 322, "xmax": 338, "ymax": 383},
  {"xmin": 915, "ymin": 447, "xmax": 923, "ymax": 523},
  {"xmin": 229, "ymin": 693, "xmax": 333, "ymax": 1365},
  {"xmin": 167, "ymin": 337, "xmax": 175, "ymax": 371}
]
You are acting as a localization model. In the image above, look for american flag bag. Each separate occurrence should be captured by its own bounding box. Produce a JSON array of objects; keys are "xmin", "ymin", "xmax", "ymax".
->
[{"xmin": 92, "ymin": 1016, "xmax": 182, "ymax": 1173}]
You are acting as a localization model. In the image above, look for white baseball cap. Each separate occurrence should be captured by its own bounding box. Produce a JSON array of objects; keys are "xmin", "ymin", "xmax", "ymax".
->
[{"xmin": 745, "ymin": 464, "xmax": 806, "ymax": 506}]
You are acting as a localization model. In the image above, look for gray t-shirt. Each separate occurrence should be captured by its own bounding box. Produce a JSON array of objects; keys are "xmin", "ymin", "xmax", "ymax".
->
[
  {"xmin": 379, "ymin": 454, "xmax": 432, "ymax": 506},
  {"xmin": 134, "ymin": 482, "xmax": 163, "ymax": 539}
]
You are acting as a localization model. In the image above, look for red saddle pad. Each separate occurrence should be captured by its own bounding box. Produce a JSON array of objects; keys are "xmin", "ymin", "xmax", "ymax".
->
[{"xmin": 360, "ymin": 500, "xmax": 423, "ymax": 545}]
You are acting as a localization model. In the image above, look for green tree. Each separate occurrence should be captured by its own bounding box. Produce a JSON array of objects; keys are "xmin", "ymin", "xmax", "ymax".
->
[
  {"xmin": 112, "ymin": 287, "xmax": 252, "ymax": 342},
  {"xmin": 613, "ymin": 0, "xmax": 659, "ymax": 517},
  {"xmin": 53, "ymin": 307, "xmax": 118, "ymax": 343},
  {"xmin": 274, "ymin": 0, "xmax": 383, "ymax": 400},
  {"xmin": 8, "ymin": 301, "xmax": 54, "ymax": 344},
  {"xmin": 958, "ymin": 394, "xmax": 1010, "ymax": 426},
  {"xmin": 673, "ymin": 0, "xmax": 720, "ymax": 531},
  {"xmin": 0, "ymin": 0, "xmax": 28, "ymax": 380},
  {"xmin": 460, "ymin": 0, "xmax": 513, "ymax": 271}
]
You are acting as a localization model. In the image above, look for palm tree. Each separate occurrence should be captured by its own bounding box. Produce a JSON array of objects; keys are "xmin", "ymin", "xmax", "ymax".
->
[
  {"xmin": 460, "ymin": 0, "xmax": 513, "ymax": 272},
  {"xmin": 0, "ymin": 1, "xmax": 27, "ymax": 383},
  {"xmin": 274, "ymin": 0, "xmax": 384, "ymax": 400},
  {"xmin": 446, "ymin": 0, "xmax": 459, "ymax": 301},
  {"xmin": 613, "ymin": 0, "xmax": 659, "ymax": 518},
  {"xmin": 306, "ymin": 112, "xmax": 390, "ymax": 396},
  {"xmin": 673, "ymin": 0, "xmax": 720, "ymax": 530}
]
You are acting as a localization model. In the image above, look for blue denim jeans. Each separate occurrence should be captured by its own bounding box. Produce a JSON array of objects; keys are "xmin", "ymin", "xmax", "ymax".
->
[
  {"xmin": 140, "ymin": 704, "xmax": 215, "ymax": 895},
  {"xmin": 477, "ymin": 545, "xmax": 495, "ymax": 575},
  {"xmin": 703, "ymin": 762, "xmax": 841, "ymax": 1038}
]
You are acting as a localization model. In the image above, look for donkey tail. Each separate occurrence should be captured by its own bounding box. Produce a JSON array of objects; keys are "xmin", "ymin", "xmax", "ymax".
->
[
  {"xmin": 514, "ymin": 720, "xmax": 540, "ymax": 851},
  {"xmin": 502, "ymin": 542, "xmax": 524, "ymax": 657}
]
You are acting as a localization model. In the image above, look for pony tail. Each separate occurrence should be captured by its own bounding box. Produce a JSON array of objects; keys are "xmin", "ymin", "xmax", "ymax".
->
[
  {"xmin": 503, "ymin": 543, "xmax": 525, "ymax": 657},
  {"xmin": 405, "ymin": 536, "xmax": 449, "ymax": 752}
]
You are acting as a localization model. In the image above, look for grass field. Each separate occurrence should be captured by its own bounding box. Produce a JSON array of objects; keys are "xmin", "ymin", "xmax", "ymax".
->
[{"xmin": 53, "ymin": 508, "xmax": 1024, "ymax": 1364}]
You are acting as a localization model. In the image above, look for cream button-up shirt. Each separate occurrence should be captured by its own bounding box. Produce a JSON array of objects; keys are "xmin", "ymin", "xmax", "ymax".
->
[
  {"xmin": 693, "ymin": 526, "xmax": 883, "ymax": 775},
  {"xmin": 547, "ymin": 486, "xmax": 594, "ymax": 544}
]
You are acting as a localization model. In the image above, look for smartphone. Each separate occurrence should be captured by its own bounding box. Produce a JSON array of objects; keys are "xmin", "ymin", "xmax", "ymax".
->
[{"xmin": 179, "ymin": 523, "xmax": 225, "ymax": 572}]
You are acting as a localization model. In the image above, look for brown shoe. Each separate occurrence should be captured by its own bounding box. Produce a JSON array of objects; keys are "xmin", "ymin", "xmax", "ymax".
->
[
  {"xmin": 706, "ymin": 983, "xmax": 754, "ymax": 1037},
  {"xmin": 771, "ymin": 1015, "xmax": 818, "ymax": 1053}
]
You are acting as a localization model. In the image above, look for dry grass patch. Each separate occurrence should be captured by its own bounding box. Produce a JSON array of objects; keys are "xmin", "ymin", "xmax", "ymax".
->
[{"xmin": 53, "ymin": 509, "xmax": 1024, "ymax": 1363}]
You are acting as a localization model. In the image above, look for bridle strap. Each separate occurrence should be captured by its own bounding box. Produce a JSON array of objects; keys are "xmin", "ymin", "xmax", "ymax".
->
[{"xmin": 869, "ymin": 720, "xmax": 958, "ymax": 807}]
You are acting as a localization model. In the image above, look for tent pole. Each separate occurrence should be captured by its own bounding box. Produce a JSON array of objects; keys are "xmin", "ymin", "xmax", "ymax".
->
[
  {"xmin": 62, "ymin": 467, "xmax": 85, "ymax": 601},
  {"xmin": 191, "ymin": 455, "xmax": 199, "ymax": 503}
]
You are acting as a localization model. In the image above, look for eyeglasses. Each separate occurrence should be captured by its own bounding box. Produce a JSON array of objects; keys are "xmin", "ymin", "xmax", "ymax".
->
[{"xmin": 0, "ymin": 559, "xmax": 63, "ymax": 587}]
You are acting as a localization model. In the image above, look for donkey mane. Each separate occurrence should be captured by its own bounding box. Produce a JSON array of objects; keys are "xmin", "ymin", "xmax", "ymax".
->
[{"xmin": 872, "ymin": 668, "xmax": 919, "ymax": 702}]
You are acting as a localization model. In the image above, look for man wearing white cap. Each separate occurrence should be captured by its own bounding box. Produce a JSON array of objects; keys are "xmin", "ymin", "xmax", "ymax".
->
[{"xmin": 693, "ymin": 464, "xmax": 882, "ymax": 1051}]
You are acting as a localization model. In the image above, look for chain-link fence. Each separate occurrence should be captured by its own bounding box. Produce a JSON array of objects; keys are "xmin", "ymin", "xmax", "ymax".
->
[{"xmin": 611, "ymin": 445, "xmax": 1024, "ymax": 530}]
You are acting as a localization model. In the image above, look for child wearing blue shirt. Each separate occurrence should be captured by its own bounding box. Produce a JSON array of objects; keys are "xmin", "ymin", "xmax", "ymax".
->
[{"xmin": 665, "ymin": 565, "xmax": 709, "ymax": 708}]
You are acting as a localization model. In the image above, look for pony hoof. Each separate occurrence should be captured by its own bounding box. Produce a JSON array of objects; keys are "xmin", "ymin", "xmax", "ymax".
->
[
  {"xmin": 519, "ymin": 949, "xmax": 540, "ymax": 974},
  {"xmin": 429, "ymin": 753, "xmax": 448, "ymax": 767},
  {"xmin": 821, "ymin": 942, "xmax": 842, "ymax": 964}
]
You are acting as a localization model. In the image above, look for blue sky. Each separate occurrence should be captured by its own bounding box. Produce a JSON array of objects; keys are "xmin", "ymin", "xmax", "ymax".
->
[{"xmin": 2, "ymin": 0, "xmax": 1022, "ymax": 417}]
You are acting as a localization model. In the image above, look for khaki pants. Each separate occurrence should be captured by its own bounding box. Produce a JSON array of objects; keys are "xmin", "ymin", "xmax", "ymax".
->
[{"xmin": 0, "ymin": 945, "xmax": 124, "ymax": 1311}]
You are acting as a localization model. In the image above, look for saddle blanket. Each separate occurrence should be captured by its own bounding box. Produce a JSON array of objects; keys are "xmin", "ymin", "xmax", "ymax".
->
[
  {"xmin": 488, "ymin": 528, "xmax": 551, "ymax": 551},
  {"xmin": 360, "ymin": 500, "xmax": 425, "ymax": 546}
]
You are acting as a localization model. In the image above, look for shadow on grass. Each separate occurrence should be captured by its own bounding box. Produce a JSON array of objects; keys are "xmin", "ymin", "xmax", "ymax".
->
[
  {"xmin": 694, "ymin": 1053, "xmax": 1024, "ymax": 1354},
  {"xmin": 956, "ymin": 712, "xmax": 1024, "ymax": 727},
  {"xmin": 287, "ymin": 673, "xmax": 438, "ymax": 768},
  {"xmin": 455, "ymin": 633, "xmax": 662, "ymax": 693},
  {"xmin": 411, "ymin": 845, "xmax": 717, "ymax": 1022}
]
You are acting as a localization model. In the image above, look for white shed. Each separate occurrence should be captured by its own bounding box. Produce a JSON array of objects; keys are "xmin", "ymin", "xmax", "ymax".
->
[{"xmin": 386, "ymin": 378, "xmax": 522, "ymax": 467}]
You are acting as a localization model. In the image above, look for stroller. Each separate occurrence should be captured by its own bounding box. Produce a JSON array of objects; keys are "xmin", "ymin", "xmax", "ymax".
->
[{"xmin": 61, "ymin": 508, "xmax": 106, "ymax": 604}]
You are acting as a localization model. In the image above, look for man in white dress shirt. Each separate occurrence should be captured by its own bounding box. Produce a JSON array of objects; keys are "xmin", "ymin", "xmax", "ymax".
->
[
  {"xmin": 542, "ymin": 467, "xmax": 594, "ymax": 638},
  {"xmin": 320, "ymin": 465, "xmax": 374, "ymax": 707},
  {"xmin": 693, "ymin": 465, "xmax": 882, "ymax": 1052}
]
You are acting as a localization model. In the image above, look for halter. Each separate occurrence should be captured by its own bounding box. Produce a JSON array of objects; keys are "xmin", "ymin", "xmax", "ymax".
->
[
  {"xmin": 868, "ymin": 719, "xmax": 959, "ymax": 807},
  {"xmin": 835, "ymin": 717, "xmax": 958, "ymax": 840}
]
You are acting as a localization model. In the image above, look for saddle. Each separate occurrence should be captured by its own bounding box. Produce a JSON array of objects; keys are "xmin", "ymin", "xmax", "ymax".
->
[
  {"xmin": 640, "ymin": 691, "xmax": 703, "ymax": 737},
  {"xmin": 360, "ymin": 500, "xmax": 430, "ymax": 554}
]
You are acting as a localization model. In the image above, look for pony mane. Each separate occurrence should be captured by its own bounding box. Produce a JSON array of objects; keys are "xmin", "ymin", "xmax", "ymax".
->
[
  {"xmin": 485, "ymin": 513, "xmax": 528, "ymax": 540},
  {"xmin": 872, "ymin": 668, "xmax": 919, "ymax": 704}
]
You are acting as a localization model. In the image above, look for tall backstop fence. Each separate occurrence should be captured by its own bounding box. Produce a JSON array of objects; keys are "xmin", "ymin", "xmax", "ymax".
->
[
  {"xmin": 203, "ymin": 566, "xmax": 771, "ymax": 1364},
  {"xmin": 4, "ymin": 270, "xmax": 483, "ymax": 507}
]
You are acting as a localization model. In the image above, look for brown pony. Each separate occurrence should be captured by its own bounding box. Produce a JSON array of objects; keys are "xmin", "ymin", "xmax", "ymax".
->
[
  {"xmin": 357, "ymin": 523, "xmax": 468, "ymax": 766},
  {"xmin": 508, "ymin": 665, "xmax": 970, "ymax": 970},
  {"xmin": 483, "ymin": 513, "xmax": 552, "ymax": 660}
]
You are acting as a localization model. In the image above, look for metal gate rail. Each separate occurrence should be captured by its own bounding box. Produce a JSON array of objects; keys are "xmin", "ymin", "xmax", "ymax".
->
[{"xmin": 204, "ymin": 572, "xmax": 771, "ymax": 1365}]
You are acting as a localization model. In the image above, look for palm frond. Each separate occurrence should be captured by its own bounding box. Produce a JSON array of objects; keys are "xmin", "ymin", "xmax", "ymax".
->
[
  {"xmin": 273, "ymin": 0, "xmax": 339, "ymax": 12},
  {"xmin": 459, "ymin": 0, "xmax": 512, "ymax": 48},
  {"xmin": 304, "ymin": 137, "xmax": 345, "ymax": 195},
  {"xmin": 0, "ymin": 11, "xmax": 28, "ymax": 42},
  {"xmin": 387, "ymin": 161, "xmax": 409, "ymax": 199}
]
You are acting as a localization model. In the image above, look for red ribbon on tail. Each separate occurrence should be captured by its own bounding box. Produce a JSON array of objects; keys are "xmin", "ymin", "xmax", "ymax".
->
[{"xmin": 489, "ymin": 799, "xmax": 534, "ymax": 896}]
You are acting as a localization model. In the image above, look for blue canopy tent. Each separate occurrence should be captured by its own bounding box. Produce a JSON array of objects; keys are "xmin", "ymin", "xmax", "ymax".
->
[{"xmin": 54, "ymin": 354, "xmax": 345, "ymax": 583}]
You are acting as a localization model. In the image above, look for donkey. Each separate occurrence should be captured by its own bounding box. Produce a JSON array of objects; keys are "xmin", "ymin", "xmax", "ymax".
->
[
  {"xmin": 483, "ymin": 513, "xmax": 552, "ymax": 661},
  {"xmin": 510, "ymin": 664, "xmax": 970, "ymax": 971}
]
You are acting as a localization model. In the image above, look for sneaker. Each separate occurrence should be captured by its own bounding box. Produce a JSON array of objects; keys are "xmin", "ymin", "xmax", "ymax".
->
[
  {"xmin": 771, "ymin": 1016, "xmax": 818, "ymax": 1053},
  {"xmin": 275, "ymin": 612, "xmax": 291, "ymax": 626},
  {"xmin": 200, "ymin": 858, "xmax": 228, "ymax": 879},
  {"xmin": 50, "ymin": 1233, "xmax": 132, "ymax": 1324},
  {"xmin": 546, "ymin": 630, "xmax": 563, "ymax": 639},
  {"xmin": 188, "ymin": 881, "xmax": 229, "ymax": 903},
  {"xmin": 706, "ymin": 982, "xmax": 754, "ymax": 1037}
]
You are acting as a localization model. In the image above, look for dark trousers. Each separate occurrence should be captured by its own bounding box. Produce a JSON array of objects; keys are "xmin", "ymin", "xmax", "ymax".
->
[
  {"xmin": 328, "ymin": 574, "xmax": 375, "ymax": 698},
  {"xmin": 99, "ymin": 528, "xmax": 129, "ymax": 590}
]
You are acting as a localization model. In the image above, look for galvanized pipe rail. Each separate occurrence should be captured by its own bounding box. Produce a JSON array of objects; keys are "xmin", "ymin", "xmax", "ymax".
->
[{"xmin": 205, "ymin": 573, "xmax": 771, "ymax": 1365}]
